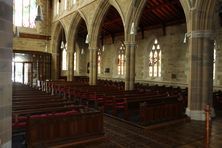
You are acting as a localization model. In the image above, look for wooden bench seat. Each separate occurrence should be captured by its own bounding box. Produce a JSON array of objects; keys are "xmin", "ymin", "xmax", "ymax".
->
[{"xmin": 27, "ymin": 110, "xmax": 104, "ymax": 147}]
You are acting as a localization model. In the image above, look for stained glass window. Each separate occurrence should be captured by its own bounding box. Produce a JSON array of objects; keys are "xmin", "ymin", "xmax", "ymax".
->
[
  {"xmin": 149, "ymin": 39, "xmax": 161, "ymax": 77},
  {"xmin": 98, "ymin": 49, "xmax": 101, "ymax": 74},
  {"xmin": 118, "ymin": 43, "xmax": 125, "ymax": 75}
]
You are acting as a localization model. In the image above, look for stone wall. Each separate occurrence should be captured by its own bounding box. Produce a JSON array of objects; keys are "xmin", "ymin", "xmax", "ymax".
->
[
  {"xmin": 0, "ymin": 0, "xmax": 12, "ymax": 147},
  {"xmin": 215, "ymin": 29, "xmax": 222, "ymax": 88},
  {"xmin": 13, "ymin": 37, "xmax": 49, "ymax": 52},
  {"xmin": 96, "ymin": 24, "xmax": 188, "ymax": 87}
]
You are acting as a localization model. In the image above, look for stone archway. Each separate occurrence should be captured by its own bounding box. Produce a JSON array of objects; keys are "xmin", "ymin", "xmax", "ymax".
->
[
  {"xmin": 88, "ymin": 0, "xmax": 126, "ymax": 85},
  {"xmin": 66, "ymin": 12, "xmax": 88, "ymax": 81},
  {"xmin": 89, "ymin": 0, "xmax": 125, "ymax": 49},
  {"xmin": 50, "ymin": 21, "xmax": 65, "ymax": 80}
]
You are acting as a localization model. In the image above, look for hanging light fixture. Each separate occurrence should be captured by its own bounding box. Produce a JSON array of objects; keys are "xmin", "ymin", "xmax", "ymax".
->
[
  {"xmin": 183, "ymin": 33, "xmax": 187, "ymax": 43},
  {"xmin": 65, "ymin": 42, "xmax": 67, "ymax": 49},
  {"xmin": 130, "ymin": 0, "xmax": 137, "ymax": 35},
  {"xmin": 60, "ymin": 29, "xmax": 66, "ymax": 49},
  {"xmin": 60, "ymin": 41, "xmax": 65, "ymax": 49},
  {"xmin": 102, "ymin": 45, "xmax": 105, "ymax": 52},
  {"xmin": 101, "ymin": 33, "xmax": 105, "ymax": 52},
  {"xmin": 35, "ymin": 5, "xmax": 43, "ymax": 22},
  {"xmin": 85, "ymin": 34, "xmax": 89, "ymax": 44},
  {"xmin": 14, "ymin": 26, "xmax": 19, "ymax": 37},
  {"xmin": 130, "ymin": 22, "xmax": 135, "ymax": 35},
  {"xmin": 81, "ymin": 48, "xmax": 84, "ymax": 55}
]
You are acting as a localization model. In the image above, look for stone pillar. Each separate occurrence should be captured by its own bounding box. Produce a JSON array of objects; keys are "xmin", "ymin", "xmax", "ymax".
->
[
  {"xmin": 125, "ymin": 42, "xmax": 136, "ymax": 90},
  {"xmin": 124, "ymin": 42, "xmax": 130, "ymax": 90},
  {"xmin": 67, "ymin": 48, "xmax": 74, "ymax": 81},
  {"xmin": 89, "ymin": 48, "xmax": 97, "ymax": 85},
  {"xmin": 186, "ymin": 31, "xmax": 215, "ymax": 120},
  {"xmin": 51, "ymin": 52, "xmax": 58, "ymax": 80},
  {"xmin": 0, "ymin": 0, "xmax": 12, "ymax": 147},
  {"xmin": 129, "ymin": 43, "xmax": 136, "ymax": 90}
]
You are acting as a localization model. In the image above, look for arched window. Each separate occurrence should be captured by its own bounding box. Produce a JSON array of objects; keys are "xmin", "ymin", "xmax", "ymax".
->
[
  {"xmin": 13, "ymin": 0, "xmax": 37, "ymax": 28},
  {"xmin": 213, "ymin": 41, "xmax": 217, "ymax": 80},
  {"xmin": 98, "ymin": 49, "xmax": 102, "ymax": 74},
  {"xmin": 74, "ymin": 51, "xmax": 77, "ymax": 71},
  {"xmin": 62, "ymin": 47, "xmax": 67, "ymax": 70},
  {"xmin": 149, "ymin": 38, "xmax": 161, "ymax": 77},
  {"xmin": 118, "ymin": 43, "xmax": 125, "ymax": 75}
]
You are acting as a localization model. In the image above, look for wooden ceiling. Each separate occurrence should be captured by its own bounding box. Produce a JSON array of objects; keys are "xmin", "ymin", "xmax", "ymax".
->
[
  {"xmin": 77, "ymin": 0, "xmax": 185, "ymax": 40},
  {"xmin": 101, "ymin": 6, "xmax": 124, "ymax": 37},
  {"xmin": 139, "ymin": 0, "xmax": 185, "ymax": 30},
  {"xmin": 77, "ymin": 19, "xmax": 88, "ymax": 41}
]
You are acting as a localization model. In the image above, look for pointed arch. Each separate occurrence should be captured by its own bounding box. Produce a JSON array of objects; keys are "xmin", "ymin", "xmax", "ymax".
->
[
  {"xmin": 66, "ymin": 12, "xmax": 89, "ymax": 79},
  {"xmin": 51, "ymin": 21, "xmax": 66, "ymax": 54},
  {"xmin": 89, "ymin": 0, "xmax": 125, "ymax": 49},
  {"xmin": 125, "ymin": 0, "xmax": 146, "ymax": 41},
  {"xmin": 67, "ymin": 12, "xmax": 89, "ymax": 54},
  {"xmin": 50, "ymin": 21, "xmax": 67, "ymax": 79},
  {"xmin": 180, "ymin": 0, "xmax": 216, "ymax": 31},
  {"xmin": 125, "ymin": 0, "xmax": 187, "ymax": 41}
]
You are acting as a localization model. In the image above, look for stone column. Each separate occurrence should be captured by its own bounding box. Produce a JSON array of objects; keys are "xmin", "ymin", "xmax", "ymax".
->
[
  {"xmin": 186, "ymin": 31, "xmax": 215, "ymax": 120},
  {"xmin": 51, "ymin": 52, "xmax": 59, "ymax": 80},
  {"xmin": 124, "ymin": 42, "xmax": 130, "ymax": 90},
  {"xmin": 0, "ymin": 0, "xmax": 12, "ymax": 147},
  {"xmin": 67, "ymin": 48, "xmax": 74, "ymax": 81},
  {"xmin": 92, "ymin": 48, "xmax": 97, "ymax": 85},
  {"xmin": 124, "ymin": 42, "xmax": 136, "ymax": 90},
  {"xmin": 89, "ymin": 48, "xmax": 97, "ymax": 85},
  {"xmin": 129, "ymin": 43, "xmax": 136, "ymax": 90}
]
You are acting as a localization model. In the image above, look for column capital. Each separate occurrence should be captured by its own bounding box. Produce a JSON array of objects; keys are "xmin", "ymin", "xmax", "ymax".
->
[
  {"xmin": 185, "ymin": 30, "xmax": 215, "ymax": 40},
  {"xmin": 124, "ymin": 41, "xmax": 137, "ymax": 48},
  {"xmin": 88, "ymin": 48, "xmax": 97, "ymax": 51}
]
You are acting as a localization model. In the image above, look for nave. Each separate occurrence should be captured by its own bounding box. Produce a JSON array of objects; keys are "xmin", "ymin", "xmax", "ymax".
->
[{"xmin": 12, "ymin": 80, "xmax": 222, "ymax": 148}]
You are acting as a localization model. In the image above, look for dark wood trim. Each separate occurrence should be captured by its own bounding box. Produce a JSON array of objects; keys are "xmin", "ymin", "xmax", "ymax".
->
[
  {"xmin": 13, "ymin": 50, "xmax": 50, "ymax": 55},
  {"xmin": 19, "ymin": 33, "xmax": 51, "ymax": 40}
]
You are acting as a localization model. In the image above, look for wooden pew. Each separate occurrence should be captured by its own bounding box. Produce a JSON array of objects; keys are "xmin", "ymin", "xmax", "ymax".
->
[
  {"xmin": 27, "ymin": 109, "xmax": 104, "ymax": 147},
  {"xmin": 139, "ymin": 97, "xmax": 185, "ymax": 125},
  {"xmin": 13, "ymin": 82, "xmax": 105, "ymax": 147}
]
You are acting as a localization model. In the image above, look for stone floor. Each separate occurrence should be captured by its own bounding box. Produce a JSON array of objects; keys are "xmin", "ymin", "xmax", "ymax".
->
[{"xmin": 75, "ymin": 113, "xmax": 222, "ymax": 148}]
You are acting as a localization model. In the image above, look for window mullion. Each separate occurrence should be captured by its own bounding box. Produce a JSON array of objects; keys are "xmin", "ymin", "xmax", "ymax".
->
[
  {"xmin": 29, "ymin": 0, "xmax": 31, "ymax": 27},
  {"xmin": 157, "ymin": 51, "xmax": 159, "ymax": 77},
  {"xmin": 22, "ymin": 0, "xmax": 24, "ymax": 26}
]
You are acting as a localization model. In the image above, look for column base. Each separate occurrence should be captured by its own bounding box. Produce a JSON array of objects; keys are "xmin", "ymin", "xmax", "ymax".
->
[
  {"xmin": 2, "ymin": 141, "xmax": 11, "ymax": 148},
  {"xmin": 185, "ymin": 107, "xmax": 216, "ymax": 121}
]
